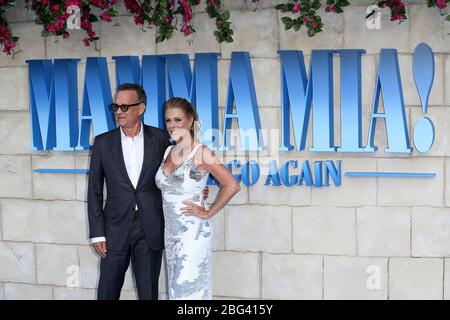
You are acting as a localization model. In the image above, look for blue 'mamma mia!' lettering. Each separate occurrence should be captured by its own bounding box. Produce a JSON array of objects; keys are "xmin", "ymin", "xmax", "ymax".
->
[
  {"xmin": 28, "ymin": 48, "xmax": 424, "ymax": 153},
  {"xmin": 28, "ymin": 52, "xmax": 264, "ymax": 151}
]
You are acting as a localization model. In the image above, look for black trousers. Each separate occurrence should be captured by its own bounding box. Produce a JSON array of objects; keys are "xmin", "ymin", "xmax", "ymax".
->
[{"xmin": 97, "ymin": 212, "xmax": 163, "ymax": 300}]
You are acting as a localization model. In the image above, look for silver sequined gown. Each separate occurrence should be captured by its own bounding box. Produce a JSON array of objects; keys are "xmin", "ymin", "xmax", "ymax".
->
[{"xmin": 155, "ymin": 143, "xmax": 212, "ymax": 300}]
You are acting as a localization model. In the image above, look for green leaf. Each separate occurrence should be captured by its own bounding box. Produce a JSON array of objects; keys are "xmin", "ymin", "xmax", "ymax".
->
[
  {"xmin": 275, "ymin": 4, "xmax": 288, "ymax": 11},
  {"xmin": 335, "ymin": 6, "xmax": 343, "ymax": 13},
  {"xmin": 174, "ymin": 7, "xmax": 183, "ymax": 14},
  {"xmin": 307, "ymin": 28, "xmax": 317, "ymax": 37},
  {"xmin": 88, "ymin": 14, "xmax": 99, "ymax": 23},
  {"xmin": 221, "ymin": 10, "xmax": 230, "ymax": 21},
  {"xmin": 281, "ymin": 16, "xmax": 294, "ymax": 30},
  {"xmin": 107, "ymin": 8, "xmax": 119, "ymax": 16},
  {"xmin": 281, "ymin": 16, "xmax": 293, "ymax": 25},
  {"xmin": 206, "ymin": 7, "xmax": 217, "ymax": 17},
  {"xmin": 446, "ymin": 15, "xmax": 450, "ymax": 21},
  {"xmin": 225, "ymin": 35, "xmax": 233, "ymax": 43},
  {"xmin": 312, "ymin": 1, "xmax": 321, "ymax": 10},
  {"xmin": 293, "ymin": 21, "xmax": 302, "ymax": 31},
  {"xmin": 284, "ymin": 23, "xmax": 293, "ymax": 30},
  {"xmin": 156, "ymin": 34, "xmax": 165, "ymax": 43},
  {"xmin": 340, "ymin": 0, "xmax": 350, "ymax": 6}
]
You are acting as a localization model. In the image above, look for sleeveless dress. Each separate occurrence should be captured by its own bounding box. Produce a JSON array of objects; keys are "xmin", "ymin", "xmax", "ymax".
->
[{"xmin": 155, "ymin": 143, "xmax": 212, "ymax": 300}]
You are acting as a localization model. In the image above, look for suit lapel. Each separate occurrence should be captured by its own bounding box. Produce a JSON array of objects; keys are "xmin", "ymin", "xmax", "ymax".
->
[
  {"xmin": 110, "ymin": 128, "xmax": 134, "ymax": 189},
  {"xmin": 136, "ymin": 125, "xmax": 154, "ymax": 189}
]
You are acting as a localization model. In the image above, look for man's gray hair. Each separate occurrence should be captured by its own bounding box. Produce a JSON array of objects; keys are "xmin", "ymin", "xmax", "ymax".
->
[{"xmin": 116, "ymin": 83, "xmax": 147, "ymax": 106}]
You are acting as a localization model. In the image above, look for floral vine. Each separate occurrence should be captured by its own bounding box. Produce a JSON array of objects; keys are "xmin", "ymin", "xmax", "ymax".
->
[
  {"xmin": 205, "ymin": 0, "xmax": 233, "ymax": 43},
  {"xmin": 0, "ymin": 1, "xmax": 449, "ymax": 57},
  {"xmin": 276, "ymin": 0, "xmax": 325, "ymax": 37},
  {"xmin": 178, "ymin": 0, "xmax": 195, "ymax": 36},
  {"xmin": 27, "ymin": 0, "xmax": 119, "ymax": 48},
  {"xmin": 325, "ymin": 0, "xmax": 350, "ymax": 13},
  {"xmin": 428, "ymin": 0, "xmax": 450, "ymax": 21},
  {"xmin": 123, "ymin": 0, "xmax": 232, "ymax": 43},
  {"xmin": 369, "ymin": 0, "xmax": 407, "ymax": 23},
  {"xmin": 0, "ymin": 0, "xmax": 19, "ymax": 56}
]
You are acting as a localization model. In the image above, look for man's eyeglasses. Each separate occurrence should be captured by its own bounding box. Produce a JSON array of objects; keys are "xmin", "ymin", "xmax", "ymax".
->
[{"xmin": 109, "ymin": 102, "xmax": 143, "ymax": 113}]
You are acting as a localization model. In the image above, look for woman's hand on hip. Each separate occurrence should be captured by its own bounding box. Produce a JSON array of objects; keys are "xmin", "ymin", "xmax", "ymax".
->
[{"xmin": 181, "ymin": 200, "xmax": 210, "ymax": 219}]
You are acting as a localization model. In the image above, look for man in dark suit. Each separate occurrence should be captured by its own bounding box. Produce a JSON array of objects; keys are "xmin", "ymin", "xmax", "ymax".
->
[{"xmin": 88, "ymin": 83, "xmax": 203, "ymax": 300}]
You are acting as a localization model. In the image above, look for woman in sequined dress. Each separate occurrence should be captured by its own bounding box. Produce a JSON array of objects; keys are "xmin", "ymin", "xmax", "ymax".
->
[{"xmin": 155, "ymin": 97, "xmax": 240, "ymax": 299}]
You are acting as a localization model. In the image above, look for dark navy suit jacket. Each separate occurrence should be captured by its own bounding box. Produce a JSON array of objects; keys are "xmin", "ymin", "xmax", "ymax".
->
[{"xmin": 87, "ymin": 124, "xmax": 170, "ymax": 251}]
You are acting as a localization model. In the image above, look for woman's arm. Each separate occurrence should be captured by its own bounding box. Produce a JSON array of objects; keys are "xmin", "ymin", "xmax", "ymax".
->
[{"xmin": 181, "ymin": 145, "xmax": 241, "ymax": 219}]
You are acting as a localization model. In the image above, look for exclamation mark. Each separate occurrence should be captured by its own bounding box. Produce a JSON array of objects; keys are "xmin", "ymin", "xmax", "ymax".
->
[{"xmin": 412, "ymin": 43, "xmax": 435, "ymax": 153}]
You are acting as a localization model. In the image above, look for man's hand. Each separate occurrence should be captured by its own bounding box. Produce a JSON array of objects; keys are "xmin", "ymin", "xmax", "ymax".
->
[
  {"xmin": 92, "ymin": 241, "xmax": 107, "ymax": 258},
  {"xmin": 202, "ymin": 186, "xmax": 209, "ymax": 201}
]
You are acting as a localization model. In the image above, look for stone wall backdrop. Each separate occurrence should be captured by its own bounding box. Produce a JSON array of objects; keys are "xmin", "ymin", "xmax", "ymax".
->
[{"xmin": 1, "ymin": 0, "xmax": 450, "ymax": 300}]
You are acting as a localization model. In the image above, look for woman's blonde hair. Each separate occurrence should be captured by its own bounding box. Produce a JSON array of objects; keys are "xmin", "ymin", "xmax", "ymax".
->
[{"xmin": 164, "ymin": 97, "xmax": 200, "ymax": 139}]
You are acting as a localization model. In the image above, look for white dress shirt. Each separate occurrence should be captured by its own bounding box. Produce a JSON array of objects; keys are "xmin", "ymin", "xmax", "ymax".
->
[
  {"xmin": 121, "ymin": 122, "xmax": 144, "ymax": 191},
  {"xmin": 90, "ymin": 122, "xmax": 144, "ymax": 245}
]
